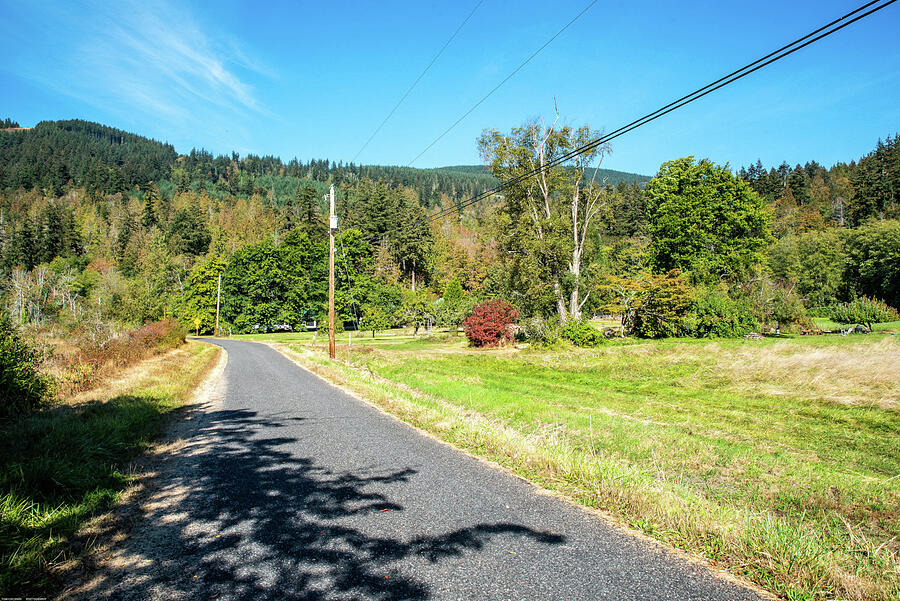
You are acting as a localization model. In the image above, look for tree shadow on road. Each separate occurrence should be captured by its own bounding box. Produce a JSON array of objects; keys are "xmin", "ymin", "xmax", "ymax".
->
[{"xmin": 69, "ymin": 406, "xmax": 566, "ymax": 601}]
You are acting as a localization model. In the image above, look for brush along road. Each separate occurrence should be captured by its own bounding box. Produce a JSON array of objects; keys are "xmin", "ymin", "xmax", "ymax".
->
[{"xmin": 80, "ymin": 338, "xmax": 766, "ymax": 600}]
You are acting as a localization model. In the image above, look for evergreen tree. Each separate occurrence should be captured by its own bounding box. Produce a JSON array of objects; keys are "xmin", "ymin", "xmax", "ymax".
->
[
  {"xmin": 787, "ymin": 167, "xmax": 811, "ymax": 205},
  {"xmin": 0, "ymin": 119, "xmax": 175, "ymax": 191},
  {"xmin": 40, "ymin": 203, "xmax": 65, "ymax": 263},
  {"xmin": 746, "ymin": 160, "xmax": 766, "ymax": 194},
  {"xmin": 607, "ymin": 180, "xmax": 646, "ymax": 236},
  {"xmin": 295, "ymin": 182, "xmax": 322, "ymax": 233},
  {"xmin": 116, "ymin": 213, "xmax": 133, "ymax": 260},
  {"xmin": 346, "ymin": 179, "xmax": 402, "ymax": 240},
  {"xmin": 392, "ymin": 200, "xmax": 433, "ymax": 289},
  {"xmin": 168, "ymin": 205, "xmax": 210, "ymax": 256},
  {"xmin": 15, "ymin": 219, "xmax": 37, "ymax": 270},
  {"xmin": 142, "ymin": 184, "xmax": 159, "ymax": 228},
  {"xmin": 849, "ymin": 136, "xmax": 900, "ymax": 225}
]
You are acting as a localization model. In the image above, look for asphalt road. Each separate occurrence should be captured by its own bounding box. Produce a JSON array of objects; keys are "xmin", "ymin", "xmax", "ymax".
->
[{"xmin": 80, "ymin": 338, "xmax": 766, "ymax": 601}]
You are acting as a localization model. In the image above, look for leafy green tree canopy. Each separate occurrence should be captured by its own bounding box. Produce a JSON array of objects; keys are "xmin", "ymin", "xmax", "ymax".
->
[
  {"xmin": 645, "ymin": 157, "xmax": 772, "ymax": 283},
  {"xmin": 222, "ymin": 230, "xmax": 325, "ymax": 333},
  {"xmin": 436, "ymin": 278, "xmax": 474, "ymax": 333},
  {"xmin": 360, "ymin": 305, "xmax": 392, "ymax": 338},
  {"xmin": 175, "ymin": 255, "xmax": 226, "ymax": 335},
  {"xmin": 842, "ymin": 219, "xmax": 900, "ymax": 306}
]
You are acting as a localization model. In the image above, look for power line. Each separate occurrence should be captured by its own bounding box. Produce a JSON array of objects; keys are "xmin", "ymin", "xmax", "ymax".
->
[
  {"xmin": 416, "ymin": 0, "xmax": 897, "ymax": 227},
  {"xmin": 378, "ymin": 0, "xmax": 895, "ymax": 243},
  {"xmin": 351, "ymin": 0, "xmax": 485, "ymax": 165},
  {"xmin": 406, "ymin": 0, "xmax": 599, "ymax": 167}
]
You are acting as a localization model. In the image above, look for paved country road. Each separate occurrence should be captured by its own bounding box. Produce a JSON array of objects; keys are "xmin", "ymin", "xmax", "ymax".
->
[{"xmin": 73, "ymin": 339, "xmax": 767, "ymax": 601}]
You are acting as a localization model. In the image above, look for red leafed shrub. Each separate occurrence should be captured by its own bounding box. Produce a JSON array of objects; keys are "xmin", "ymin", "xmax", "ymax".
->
[
  {"xmin": 124, "ymin": 318, "xmax": 186, "ymax": 354},
  {"xmin": 462, "ymin": 299, "xmax": 519, "ymax": 347}
]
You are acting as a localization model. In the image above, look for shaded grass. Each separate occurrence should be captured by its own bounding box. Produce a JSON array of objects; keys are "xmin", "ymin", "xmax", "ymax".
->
[
  {"xmin": 0, "ymin": 342, "xmax": 219, "ymax": 596},
  {"xmin": 282, "ymin": 334, "xmax": 900, "ymax": 600}
]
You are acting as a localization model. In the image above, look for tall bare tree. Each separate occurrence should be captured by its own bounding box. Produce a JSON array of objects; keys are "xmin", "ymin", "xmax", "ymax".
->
[{"xmin": 479, "ymin": 112, "xmax": 609, "ymax": 322}]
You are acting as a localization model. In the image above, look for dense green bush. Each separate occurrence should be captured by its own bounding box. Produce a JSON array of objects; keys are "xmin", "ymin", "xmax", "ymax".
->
[
  {"xmin": 0, "ymin": 317, "xmax": 52, "ymax": 420},
  {"xmin": 770, "ymin": 288, "xmax": 812, "ymax": 331},
  {"xmin": 730, "ymin": 277, "xmax": 811, "ymax": 332},
  {"xmin": 630, "ymin": 270, "xmax": 695, "ymax": 338},
  {"xmin": 690, "ymin": 288, "xmax": 757, "ymax": 338},
  {"xmin": 805, "ymin": 306, "xmax": 832, "ymax": 318},
  {"xmin": 518, "ymin": 316, "xmax": 561, "ymax": 345},
  {"xmin": 830, "ymin": 297, "xmax": 899, "ymax": 329},
  {"xmin": 561, "ymin": 319, "xmax": 604, "ymax": 347},
  {"xmin": 435, "ymin": 280, "xmax": 476, "ymax": 334}
]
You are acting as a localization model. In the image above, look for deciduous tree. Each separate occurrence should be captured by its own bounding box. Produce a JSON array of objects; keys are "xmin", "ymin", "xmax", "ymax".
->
[
  {"xmin": 479, "ymin": 114, "xmax": 610, "ymax": 323},
  {"xmin": 645, "ymin": 157, "xmax": 771, "ymax": 283}
]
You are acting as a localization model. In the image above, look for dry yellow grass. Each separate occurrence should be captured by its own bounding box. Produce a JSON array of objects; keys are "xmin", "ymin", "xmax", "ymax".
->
[
  {"xmin": 66, "ymin": 346, "xmax": 205, "ymax": 405},
  {"xmin": 1, "ymin": 341, "xmax": 222, "ymax": 595},
  {"xmin": 717, "ymin": 337, "xmax": 900, "ymax": 409},
  {"xmin": 526, "ymin": 335, "xmax": 900, "ymax": 409}
]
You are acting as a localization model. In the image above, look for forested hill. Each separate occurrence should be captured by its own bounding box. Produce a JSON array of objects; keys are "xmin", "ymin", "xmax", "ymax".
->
[
  {"xmin": 1, "ymin": 114, "xmax": 897, "ymax": 339},
  {"xmin": 0, "ymin": 119, "xmax": 650, "ymax": 207},
  {"xmin": 0, "ymin": 120, "xmax": 177, "ymax": 193}
]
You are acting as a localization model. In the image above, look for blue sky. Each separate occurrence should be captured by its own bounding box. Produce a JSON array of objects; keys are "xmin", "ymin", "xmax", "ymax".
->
[{"xmin": 1, "ymin": 0, "xmax": 898, "ymax": 175}]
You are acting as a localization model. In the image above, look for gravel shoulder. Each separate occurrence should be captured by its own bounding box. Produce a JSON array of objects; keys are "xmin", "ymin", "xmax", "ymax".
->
[{"xmin": 58, "ymin": 344, "xmax": 228, "ymax": 600}]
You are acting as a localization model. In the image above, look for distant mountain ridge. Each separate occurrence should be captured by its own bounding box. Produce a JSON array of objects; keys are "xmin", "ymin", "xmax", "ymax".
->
[
  {"xmin": 0, "ymin": 119, "xmax": 650, "ymax": 204},
  {"xmin": 432, "ymin": 164, "xmax": 651, "ymax": 187}
]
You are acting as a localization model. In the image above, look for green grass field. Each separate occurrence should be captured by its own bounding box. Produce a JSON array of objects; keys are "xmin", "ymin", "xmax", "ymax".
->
[
  {"xmin": 270, "ymin": 330, "xmax": 899, "ymax": 601},
  {"xmin": 0, "ymin": 342, "xmax": 220, "ymax": 596}
]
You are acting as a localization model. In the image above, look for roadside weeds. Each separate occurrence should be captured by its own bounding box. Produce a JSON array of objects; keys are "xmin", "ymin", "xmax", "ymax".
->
[{"xmin": 0, "ymin": 341, "xmax": 223, "ymax": 597}]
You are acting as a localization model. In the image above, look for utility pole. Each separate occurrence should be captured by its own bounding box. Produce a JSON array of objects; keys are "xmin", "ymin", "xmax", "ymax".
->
[
  {"xmin": 215, "ymin": 273, "xmax": 221, "ymax": 337},
  {"xmin": 328, "ymin": 184, "xmax": 336, "ymax": 359}
]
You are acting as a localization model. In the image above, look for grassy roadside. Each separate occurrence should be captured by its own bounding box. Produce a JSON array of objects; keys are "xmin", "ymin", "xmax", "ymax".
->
[
  {"xmin": 276, "ymin": 334, "xmax": 899, "ymax": 601},
  {"xmin": 0, "ymin": 340, "xmax": 221, "ymax": 596}
]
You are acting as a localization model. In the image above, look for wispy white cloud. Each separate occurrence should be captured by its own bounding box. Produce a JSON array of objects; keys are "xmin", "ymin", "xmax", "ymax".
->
[{"xmin": 3, "ymin": 0, "xmax": 273, "ymax": 130}]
